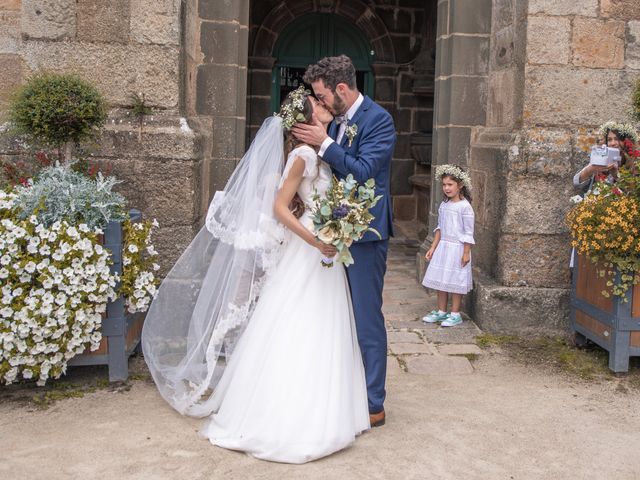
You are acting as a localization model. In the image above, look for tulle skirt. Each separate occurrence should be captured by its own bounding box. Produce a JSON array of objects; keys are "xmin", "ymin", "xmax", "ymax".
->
[{"xmin": 201, "ymin": 232, "xmax": 370, "ymax": 463}]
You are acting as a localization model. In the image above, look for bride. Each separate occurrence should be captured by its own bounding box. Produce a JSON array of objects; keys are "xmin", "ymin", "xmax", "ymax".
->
[{"xmin": 142, "ymin": 86, "xmax": 370, "ymax": 464}]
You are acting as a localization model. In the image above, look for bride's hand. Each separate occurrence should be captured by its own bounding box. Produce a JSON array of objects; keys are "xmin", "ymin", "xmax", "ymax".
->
[{"xmin": 314, "ymin": 239, "xmax": 337, "ymax": 258}]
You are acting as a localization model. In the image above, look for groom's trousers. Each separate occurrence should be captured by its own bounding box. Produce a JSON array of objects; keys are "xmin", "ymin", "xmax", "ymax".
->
[{"xmin": 346, "ymin": 239, "xmax": 389, "ymax": 414}]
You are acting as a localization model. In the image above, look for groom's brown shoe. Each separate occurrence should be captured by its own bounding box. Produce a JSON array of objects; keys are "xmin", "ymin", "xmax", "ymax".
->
[{"xmin": 369, "ymin": 410, "xmax": 385, "ymax": 427}]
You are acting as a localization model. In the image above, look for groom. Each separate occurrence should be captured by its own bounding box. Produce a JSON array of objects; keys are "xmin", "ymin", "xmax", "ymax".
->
[{"xmin": 293, "ymin": 55, "xmax": 396, "ymax": 427}]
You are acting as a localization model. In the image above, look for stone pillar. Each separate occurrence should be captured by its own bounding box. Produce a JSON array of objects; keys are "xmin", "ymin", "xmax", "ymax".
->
[
  {"xmin": 467, "ymin": 0, "xmax": 640, "ymax": 335},
  {"xmin": 196, "ymin": 0, "xmax": 250, "ymax": 203},
  {"xmin": 421, "ymin": 0, "xmax": 491, "ymax": 273}
]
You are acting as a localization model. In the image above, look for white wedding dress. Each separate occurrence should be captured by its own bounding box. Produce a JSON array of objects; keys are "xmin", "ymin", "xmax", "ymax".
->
[{"xmin": 200, "ymin": 145, "xmax": 370, "ymax": 463}]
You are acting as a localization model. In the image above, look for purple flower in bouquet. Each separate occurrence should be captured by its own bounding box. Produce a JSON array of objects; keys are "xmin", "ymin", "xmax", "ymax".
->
[{"xmin": 332, "ymin": 205, "xmax": 350, "ymax": 219}]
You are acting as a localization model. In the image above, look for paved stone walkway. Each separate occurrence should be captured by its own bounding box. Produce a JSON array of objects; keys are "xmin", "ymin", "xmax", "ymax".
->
[{"xmin": 384, "ymin": 241, "xmax": 482, "ymax": 376}]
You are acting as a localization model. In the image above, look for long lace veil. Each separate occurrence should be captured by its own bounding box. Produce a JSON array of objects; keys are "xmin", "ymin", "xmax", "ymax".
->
[{"xmin": 142, "ymin": 116, "xmax": 287, "ymax": 417}]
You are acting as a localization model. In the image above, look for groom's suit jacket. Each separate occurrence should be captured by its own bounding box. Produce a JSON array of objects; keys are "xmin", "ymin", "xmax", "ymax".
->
[{"xmin": 322, "ymin": 95, "xmax": 396, "ymax": 242}]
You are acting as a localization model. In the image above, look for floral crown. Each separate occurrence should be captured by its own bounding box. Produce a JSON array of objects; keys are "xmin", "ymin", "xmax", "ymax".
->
[
  {"xmin": 275, "ymin": 85, "xmax": 311, "ymax": 130},
  {"xmin": 598, "ymin": 121, "xmax": 639, "ymax": 143},
  {"xmin": 435, "ymin": 164, "xmax": 472, "ymax": 190}
]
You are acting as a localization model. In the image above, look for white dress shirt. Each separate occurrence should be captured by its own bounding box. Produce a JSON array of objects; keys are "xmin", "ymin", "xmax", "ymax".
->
[{"xmin": 319, "ymin": 93, "xmax": 364, "ymax": 157}]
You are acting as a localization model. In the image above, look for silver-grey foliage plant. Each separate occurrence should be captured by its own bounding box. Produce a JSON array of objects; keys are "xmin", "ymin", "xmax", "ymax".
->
[{"xmin": 14, "ymin": 165, "xmax": 127, "ymax": 229}]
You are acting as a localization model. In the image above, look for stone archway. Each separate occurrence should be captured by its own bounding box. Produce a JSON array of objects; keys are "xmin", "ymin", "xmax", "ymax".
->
[
  {"xmin": 252, "ymin": 0, "xmax": 395, "ymax": 63},
  {"xmin": 246, "ymin": 0, "xmax": 396, "ymax": 141}
]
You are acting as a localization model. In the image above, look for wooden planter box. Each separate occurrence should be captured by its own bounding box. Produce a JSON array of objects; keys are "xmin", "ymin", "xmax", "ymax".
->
[
  {"xmin": 571, "ymin": 254, "xmax": 640, "ymax": 372},
  {"xmin": 67, "ymin": 210, "xmax": 144, "ymax": 381}
]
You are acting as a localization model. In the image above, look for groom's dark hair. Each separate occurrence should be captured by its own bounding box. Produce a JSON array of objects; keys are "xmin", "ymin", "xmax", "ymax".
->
[{"xmin": 303, "ymin": 55, "xmax": 357, "ymax": 92}]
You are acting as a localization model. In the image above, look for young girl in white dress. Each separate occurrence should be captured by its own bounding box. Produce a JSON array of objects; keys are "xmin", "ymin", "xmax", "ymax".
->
[{"xmin": 421, "ymin": 164, "xmax": 474, "ymax": 327}]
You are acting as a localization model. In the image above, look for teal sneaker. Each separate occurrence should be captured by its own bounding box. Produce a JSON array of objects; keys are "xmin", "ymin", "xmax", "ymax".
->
[
  {"xmin": 422, "ymin": 310, "xmax": 449, "ymax": 323},
  {"xmin": 441, "ymin": 314, "xmax": 463, "ymax": 327}
]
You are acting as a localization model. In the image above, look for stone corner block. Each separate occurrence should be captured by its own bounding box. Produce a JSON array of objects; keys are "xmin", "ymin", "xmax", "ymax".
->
[
  {"xmin": 0, "ymin": 1, "xmax": 21, "ymax": 11},
  {"xmin": 600, "ymin": 0, "xmax": 640, "ymax": 21},
  {"xmin": 526, "ymin": 15, "xmax": 570, "ymax": 65},
  {"xmin": 528, "ymin": 0, "xmax": 598, "ymax": 17},
  {"xmin": 449, "ymin": 0, "xmax": 492, "ymax": 34},
  {"xmin": 76, "ymin": 0, "xmax": 130, "ymax": 44},
  {"xmin": 130, "ymin": 0, "xmax": 181, "ymax": 46},
  {"xmin": 572, "ymin": 17, "xmax": 625, "ymax": 69},
  {"xmin": 471, "ymin": 270, "xmax": 570, "ymax": 336},
  {"xmin": 627, "ymin": 21, "xmax": 640, "ymax": 70},
  {"xmin": 21, "ymin": 0, "xmax": 76, "ymax": 41}
]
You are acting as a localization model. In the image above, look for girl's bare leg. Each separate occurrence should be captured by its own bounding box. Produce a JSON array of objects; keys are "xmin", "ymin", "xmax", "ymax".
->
[
  {"xmin": 451, "ymin": 293, "xmax": 462, "ymax": 312},
  {"xmin": 437, "ymin": 291, "xmax": 448, "ymax": 312}
]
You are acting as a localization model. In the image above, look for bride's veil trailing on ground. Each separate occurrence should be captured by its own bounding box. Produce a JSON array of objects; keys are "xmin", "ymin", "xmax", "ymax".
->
[{"xmin": 142, "ymin": 116, "xmax": 287, "ymax": 417}]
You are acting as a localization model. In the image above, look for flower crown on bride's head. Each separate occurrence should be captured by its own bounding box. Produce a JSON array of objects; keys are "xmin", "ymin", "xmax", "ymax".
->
[
  {"xmin": 435, "ymin": 164, "xmax": 472, "ymax": 191},
  {"xmin": 275, "ymin": 85, "xmax": 311, "ymax": 130}
]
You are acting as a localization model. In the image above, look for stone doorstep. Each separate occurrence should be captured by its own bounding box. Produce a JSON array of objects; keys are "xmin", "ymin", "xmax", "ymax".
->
[
  {"xmin": 420, "ymin": 328, "xmax": 482, "ymax": 345},
  {"xmin": 388, "ymin": 342, "xmax": 436, "ymax": 355},
  {"xmin": 436, "ymin": 344, "xmax": 483, "ymax": 356},
  {"xmin": 403, "ymin": 354, "xmax": 474, "ymax": 375}
]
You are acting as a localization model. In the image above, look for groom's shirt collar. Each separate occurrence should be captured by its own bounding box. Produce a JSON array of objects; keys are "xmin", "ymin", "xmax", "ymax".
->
[{"xmin": 344, "ymin": 93, "xmax": 364, "ymax": 122}]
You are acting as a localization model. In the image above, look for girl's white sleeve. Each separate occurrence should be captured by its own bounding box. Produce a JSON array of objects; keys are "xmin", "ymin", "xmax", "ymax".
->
[
  {"xmin": 434, "ymin": 202, "xmax": 443, "ymax": 232},
  {"xmin": 459, "ymin": 203, "xmax": 475, "ymax": 245}
]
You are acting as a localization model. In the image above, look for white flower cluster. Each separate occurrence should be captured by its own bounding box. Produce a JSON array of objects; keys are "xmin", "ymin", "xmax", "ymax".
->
[
  {"xmin": 435, "ymin": 164, "xmax": 472, "ymax": 191},
  {"xmin": 122, "ymin": 219, "xmax": 160, "ymax": 314},
  {"xmin": 275, "ymin": 85, "xmax": 310, "ymax": 130},
  {"xmin": 598, "ymin": 121, "xmax": 639, "ymax": 143},
  {"xmin": 0, "ymin": 190, "xmax": 117, "ymax": 385}
]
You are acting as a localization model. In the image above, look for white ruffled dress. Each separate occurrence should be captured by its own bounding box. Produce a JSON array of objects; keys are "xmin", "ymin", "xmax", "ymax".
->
[{"xmin": 422, "ymin": 199, "xmax": 475, "ymax": 295}]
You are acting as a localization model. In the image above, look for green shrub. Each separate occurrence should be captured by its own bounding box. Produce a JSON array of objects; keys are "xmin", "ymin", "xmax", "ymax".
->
[{"xmin": 8, "ymin": 73, "xmax": 107, "ymax": 151}]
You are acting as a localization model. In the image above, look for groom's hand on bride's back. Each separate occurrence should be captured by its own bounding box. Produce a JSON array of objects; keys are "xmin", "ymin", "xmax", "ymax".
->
[{"xmin": 292, "ymin": 113, "xmax": 328, "ymax": 147}]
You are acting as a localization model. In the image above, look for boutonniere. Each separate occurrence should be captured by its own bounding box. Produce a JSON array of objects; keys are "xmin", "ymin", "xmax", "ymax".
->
[{"xmin": 345, "ymin": 123, "xmax": 358, "ymax": 147}]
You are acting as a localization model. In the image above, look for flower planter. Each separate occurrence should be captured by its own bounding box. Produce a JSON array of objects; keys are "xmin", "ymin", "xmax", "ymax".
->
[
  {"xmin": 571, "ymin": 254, "xmax": 640, "ymax": 372},
  {"xmin": 67, "ymin": 210, "xmax": 144, "ymax": 381}
]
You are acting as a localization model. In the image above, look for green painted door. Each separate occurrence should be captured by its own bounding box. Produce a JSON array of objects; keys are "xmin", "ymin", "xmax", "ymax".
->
[{"xmin": 271, "ymin": 13, "xmax": 374, "ymax": 112}]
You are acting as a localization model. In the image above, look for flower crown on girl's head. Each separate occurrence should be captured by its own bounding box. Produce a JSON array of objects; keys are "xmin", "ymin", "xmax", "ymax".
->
[
  {"xmin": 275, "ymin": 85, "xmax": 311, "ymax": 130},
  {"xmin": 436, "ymin": 164, "xmax": 472, "ymax": 191},
  {"xmin": 598, "ymin": 121, "xmax": 639, "ymax": 143}
]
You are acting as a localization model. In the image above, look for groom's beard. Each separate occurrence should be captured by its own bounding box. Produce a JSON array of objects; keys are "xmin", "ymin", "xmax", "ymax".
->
[{"xmin": 332, "ymin": 94, "xmax": 347, "ymax": 116}]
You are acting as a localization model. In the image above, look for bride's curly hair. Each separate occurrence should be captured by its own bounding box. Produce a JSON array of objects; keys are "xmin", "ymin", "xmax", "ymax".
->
[{"xmin": 278, "ymin": 90, "xmax": 319, "ymax": 219}]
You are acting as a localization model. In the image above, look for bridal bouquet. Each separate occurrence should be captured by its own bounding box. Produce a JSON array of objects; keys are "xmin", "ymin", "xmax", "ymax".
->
[{"xmin": 311, "ymin": 174, "xmax": 382, "ymax": 267}]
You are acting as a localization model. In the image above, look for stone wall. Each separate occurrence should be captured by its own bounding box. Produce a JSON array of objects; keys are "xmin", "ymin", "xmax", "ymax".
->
[
  {"xmin": 0, "ymin": 0, "xmax": 254, "ymax": 272},
  {"xmin": 428, "ymin": 0, "xmax": 640, "ymax": 335},
  {"xmin": 421, "ymin": 0, "xmax": 492, "ymax": 276}
]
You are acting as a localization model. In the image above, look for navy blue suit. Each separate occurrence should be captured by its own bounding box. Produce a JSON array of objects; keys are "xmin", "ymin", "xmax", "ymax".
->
[{"xmin": 322, "ymin": 95, "xmax": 396, "ymax": 414}]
